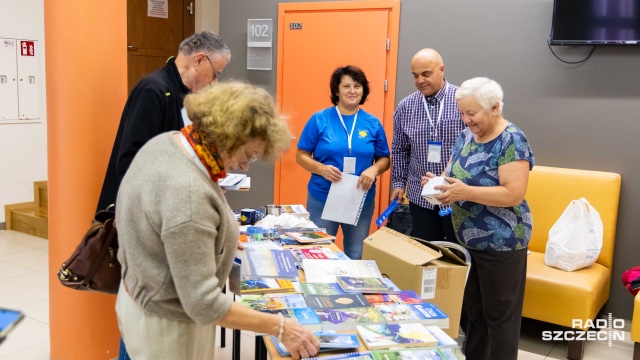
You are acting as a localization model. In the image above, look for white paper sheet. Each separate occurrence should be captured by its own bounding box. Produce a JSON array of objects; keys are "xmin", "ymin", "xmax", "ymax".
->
[{"xmin": 321, "ymin": 173, "xmax": 367, "ymax": 226}]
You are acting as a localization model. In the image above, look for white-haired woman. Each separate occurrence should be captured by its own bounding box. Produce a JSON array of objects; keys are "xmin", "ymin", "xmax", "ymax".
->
[{"xmin": 421, "ymin": 77, "xmax": 534, "ymax": 360}]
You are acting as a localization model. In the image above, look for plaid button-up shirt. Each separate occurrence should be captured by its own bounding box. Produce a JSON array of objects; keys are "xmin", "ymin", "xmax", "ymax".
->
[{"xmin": 391, "ymin": 81, "xmax": 466, "ymax": 210}]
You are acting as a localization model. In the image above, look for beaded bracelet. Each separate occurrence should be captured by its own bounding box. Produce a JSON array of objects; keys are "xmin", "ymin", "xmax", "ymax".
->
[{"xmin": 276, "ymin": 313, "xmax": 285, "ymax": 343}]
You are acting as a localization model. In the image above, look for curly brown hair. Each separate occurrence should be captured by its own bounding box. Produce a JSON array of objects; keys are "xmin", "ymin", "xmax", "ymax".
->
[{"xmin": 184, "ymin": 82, "xmax": 293, "ymax": 161}]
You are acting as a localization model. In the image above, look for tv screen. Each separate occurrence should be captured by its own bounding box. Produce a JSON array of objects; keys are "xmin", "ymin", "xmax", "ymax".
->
[{"xmin": 550, "ymin": 0, "xmax": 640, "ymax": 45}]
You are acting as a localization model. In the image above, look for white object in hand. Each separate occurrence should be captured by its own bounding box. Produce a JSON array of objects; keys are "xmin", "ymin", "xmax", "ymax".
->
[{"xmin": 421, "ymin": 176, "xmax": 450, "ymax": 205}]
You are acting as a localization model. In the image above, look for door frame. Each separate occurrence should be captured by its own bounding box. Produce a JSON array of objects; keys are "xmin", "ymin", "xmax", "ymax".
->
[{"xmin": 274, "ymin": 0, "xmax": 400, "ymax": 218}]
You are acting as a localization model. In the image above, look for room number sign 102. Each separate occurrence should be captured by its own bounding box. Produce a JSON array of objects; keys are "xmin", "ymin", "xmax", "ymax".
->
[
  {"xmin": 247, "ymin": 19, "xmax": 272, "ymax": 47},
  {"xmin": 250, "ymin": 24, "xmax": 269, "ymax": 37}
]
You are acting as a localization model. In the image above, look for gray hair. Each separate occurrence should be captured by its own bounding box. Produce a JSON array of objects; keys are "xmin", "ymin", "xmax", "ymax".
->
[
  {"xmin": 456, "ymin": 77, "xmax": 504, "ymax": 114},
  {"xmin": 179, "ymin": 31, "xmax": 231, "ymax": 60}
]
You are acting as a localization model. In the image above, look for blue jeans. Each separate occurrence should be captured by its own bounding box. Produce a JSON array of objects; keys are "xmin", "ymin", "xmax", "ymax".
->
[
  {"xmin": 306, "ymin": 192, "xmax": 375, "ymax": 260},
  {"xmin": 118, "ymin": 337, "xmax": 131, "ymax": 360}
]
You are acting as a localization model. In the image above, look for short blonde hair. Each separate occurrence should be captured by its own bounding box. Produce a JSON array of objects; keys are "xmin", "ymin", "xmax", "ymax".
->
[{"xmin": 184, "ymin": 82, "xmax": 292, "ymax": 161}]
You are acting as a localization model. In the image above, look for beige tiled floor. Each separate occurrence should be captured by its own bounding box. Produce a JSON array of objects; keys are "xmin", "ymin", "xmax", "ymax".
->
[{"xmin": 0, "ymin": 230, "xmax": 634, "ymax": 359}]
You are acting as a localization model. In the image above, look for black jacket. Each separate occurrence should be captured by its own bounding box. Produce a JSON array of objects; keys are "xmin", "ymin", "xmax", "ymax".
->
[{"xmin": 97, "ymin": 57, "xmax": 190, "ymax": 212}]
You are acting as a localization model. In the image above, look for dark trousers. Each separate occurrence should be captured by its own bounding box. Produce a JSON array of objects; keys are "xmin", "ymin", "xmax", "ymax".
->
[
  {"xmin": 463, "ymin": 248, "xmax": 528, "ymax": 360},
  {"xmin": 408, "ymin": 202, "xmax": 468, "ymax": 336},
  {"xmin": 408, "ymin": 202, "xmax": 456, "ymax": 243}
]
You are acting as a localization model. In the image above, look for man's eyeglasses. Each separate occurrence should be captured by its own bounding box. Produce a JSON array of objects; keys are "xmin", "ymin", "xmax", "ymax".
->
[{"xmin": 204, "ymin": 54, "xmax": 222, "ymax": 82}]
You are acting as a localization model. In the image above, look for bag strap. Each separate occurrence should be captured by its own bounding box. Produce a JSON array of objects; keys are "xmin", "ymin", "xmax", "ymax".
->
[{"xmin": 81, "ymin": 219, "xmax": 117, "ymax": 289}]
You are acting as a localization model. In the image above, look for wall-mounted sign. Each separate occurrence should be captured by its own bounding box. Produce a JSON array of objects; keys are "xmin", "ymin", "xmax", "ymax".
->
[
  {"xmin": 290, "ymin": 23, "xmax": 303, "ymax": 30},
  {"xmin": 247, "ymin": 19, "xmax": 273, "ymax": 70},
  {"xmin": 20, "ymin": 41, "xmax": 34, "ymax": 56},
  {"xmin": 148, "ymin": 0, "xmax": 168, "ymax": 19}
]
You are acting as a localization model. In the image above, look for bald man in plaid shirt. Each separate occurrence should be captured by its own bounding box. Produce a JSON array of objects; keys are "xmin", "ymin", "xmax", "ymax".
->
[{"xmin": 391, "ymin": 49, "xmax": 466, "ymax": 243}]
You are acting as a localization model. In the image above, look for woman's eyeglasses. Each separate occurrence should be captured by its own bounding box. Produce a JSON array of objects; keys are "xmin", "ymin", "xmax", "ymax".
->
[{"xmin": 240, "ymin": 150, "xmax": 260, "ymax": 164}]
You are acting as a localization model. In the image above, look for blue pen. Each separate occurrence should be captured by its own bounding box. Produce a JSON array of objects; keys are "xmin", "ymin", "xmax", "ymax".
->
[{"xmin": 375, "ymin": 199, "xmax": 399, "ymax": 227}]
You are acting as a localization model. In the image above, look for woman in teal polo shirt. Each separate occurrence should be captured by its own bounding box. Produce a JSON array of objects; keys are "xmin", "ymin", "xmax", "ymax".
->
[{"xmin": 296, "ymin": 65, "xmax": 390, "ymax": 260}]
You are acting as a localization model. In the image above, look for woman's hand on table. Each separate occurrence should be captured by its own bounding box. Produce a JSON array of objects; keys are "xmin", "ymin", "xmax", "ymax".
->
[{"xmin": 280, "ymin": 318, "xmax": 320, "ymax": 359}]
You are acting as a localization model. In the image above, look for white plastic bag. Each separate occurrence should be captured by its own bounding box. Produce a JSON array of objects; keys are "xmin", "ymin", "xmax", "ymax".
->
[{"xmin": 544, "ymin": 198, "xmax": 603, "ymax": 272}]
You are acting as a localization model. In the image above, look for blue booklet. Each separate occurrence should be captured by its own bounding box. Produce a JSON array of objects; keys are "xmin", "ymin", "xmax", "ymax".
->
[
  {"xmin": 271, "ymin": 333, "xmax": 360, "ymax": 357},
  {"xmin": 242, "ymin": 248, "xmax": 298, "ymax": 279},
  {"xmin": 262, "ymin": 308, "xmax": 322, "ymax": 332}
]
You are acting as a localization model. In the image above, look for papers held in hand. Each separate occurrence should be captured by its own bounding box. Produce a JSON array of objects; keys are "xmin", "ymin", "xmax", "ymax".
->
[
  {"xmin": 321, "ymin": 173, "xmax": 367, "ymax": 226},
  {"xmin": 218, "ymin": 173, "xmax": 250, "ymax": 191}
]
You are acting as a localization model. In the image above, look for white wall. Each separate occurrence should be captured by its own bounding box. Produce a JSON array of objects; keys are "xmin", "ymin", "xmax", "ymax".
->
[
  {"xmin": 0, "ymin": 0, "xmax": 221, "ymax": 225},
  {"xmin": 0, "ymin": 0, "xmax": 47, "ymax": 223}
]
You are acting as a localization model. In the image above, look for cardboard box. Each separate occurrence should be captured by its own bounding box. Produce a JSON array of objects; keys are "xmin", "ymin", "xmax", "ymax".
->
[
  {"xmin": 420, "ymin": 176, "xmax": 449, "ymax": 205},
  {"xmin": 362, "ymin": 227, "xmax": 468, "ymax": 338}
]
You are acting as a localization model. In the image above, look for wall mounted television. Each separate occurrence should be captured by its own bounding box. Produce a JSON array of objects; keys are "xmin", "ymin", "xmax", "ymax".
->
[{"xmin": 550, "ymin": 0, "xmax": 640, "ymax": 45}]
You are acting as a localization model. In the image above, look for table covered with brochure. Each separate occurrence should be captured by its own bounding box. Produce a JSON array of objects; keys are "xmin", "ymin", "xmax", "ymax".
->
[{"xmin": 232, "ymin": 222, "xmax": 461, "ymax": 360}]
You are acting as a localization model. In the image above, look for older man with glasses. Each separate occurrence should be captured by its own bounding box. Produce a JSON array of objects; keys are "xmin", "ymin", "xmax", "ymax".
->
[
  {"xmin": 95, "ymin": 31, "xmax": 230, "ymax": 360},
  {"xmin": 98, "ymin": 31, "xmax": 230, "ymax": 212}
]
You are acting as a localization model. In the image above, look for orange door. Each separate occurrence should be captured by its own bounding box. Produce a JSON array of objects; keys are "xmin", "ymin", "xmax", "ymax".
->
[{"xmin": 275, "ymin": 1, "xmax": 400, "ymax": 244}]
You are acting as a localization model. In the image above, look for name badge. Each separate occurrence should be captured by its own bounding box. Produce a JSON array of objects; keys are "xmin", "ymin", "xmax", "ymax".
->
[
  {"xmin": 343, "ymin": 157, "xmax": 356, "ymax": 174},
  {"xmin": 427, "ymin": 141, "xmax": 442, "ymax": 163}
]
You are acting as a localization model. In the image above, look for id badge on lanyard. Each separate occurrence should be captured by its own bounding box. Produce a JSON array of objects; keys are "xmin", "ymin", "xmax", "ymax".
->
[
  {"xmin": 422, "ymin": 85, "xmax": 447, "ymax": 164},
  {"xmin": 336, "ymin": 106, "xmax": 358, "ymax": 174},
  {"xmin": 427, "ymin": 141, "xmax": 442, "ymax": 163},
  {"xmin": 343, "ymin": 157, "xmax": 356, "ymax": 174}
]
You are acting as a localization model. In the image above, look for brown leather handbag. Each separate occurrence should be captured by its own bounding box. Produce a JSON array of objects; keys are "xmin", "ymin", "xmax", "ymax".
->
[{"xmin": 58, "ymin": 209, "xmax": 121, "ymax": 294}]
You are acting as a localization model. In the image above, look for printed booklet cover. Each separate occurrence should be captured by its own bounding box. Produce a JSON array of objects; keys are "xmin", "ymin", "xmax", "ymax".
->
[
  {"xmin": 285, "ymin": 230, "xmax": 336, "ymax": 244},
  {"xmin": 238, "ymin": 293, "xmax": 307, "ymax": 311},
  {"xmin": 291, "ymin": 247, "xmax": 341, "ymax": 263},
  {"xmin": 302, "ymin": 260, "xmax": 383, "ymax": 283},
  {"xmin": 239, "ymin": 278, "xmax": 296, "ymax": 294},
  {"xmin": 306, "ymin": 293, "xmax": 370, "ymax": 310},
  {"xmin": 280, "ymin": 204, "xmax": 311, "ymax": 217},
  {"xmin": 364, "ymin": 290, "xmax": 424, "ymax": 305},
  {"xmin": 371, "ymin": 303, "xmax": 448, "ymax": 328},
  {"xmin": 355, "ymin": 323, "xmax": 438, "ymax": 349},
  {"xmin": 408, "ymin": 303, "xmax": 449, "ymax": 329},
  {"xmin": 315, "ymin": 307, "xmax": 386, "ymax": 331},
  {"xmin": 373, "ymin": 304, "xmax": 431, "ymax": 324},
  {"xmin": 262, "ymin": 307, "xmax": 322, "ymax": 332},
  {"xmin": 316, "ymin": 333, "xmax": 360, "ymax": 349},
  {"xmin": 371, "ymin": 347, "xmax": 459, "ymax": 360},
  {"xmin": 271, "ymin": 334, "xmax": 362, "ymax": 357},
  {"xmin": 301, "ymin": 282, "xmax": 347, "ymax": 296},
  {"xmin": 242, "ymin": 247, "xmax": 298, "ymax": 279},
  {"xmin": 337, "ymin": 276, "xmax": 399, "ymax": 294}
]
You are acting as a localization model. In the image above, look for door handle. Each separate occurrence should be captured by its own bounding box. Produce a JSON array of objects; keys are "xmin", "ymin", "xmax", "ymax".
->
[{"xmin": 127, "ymin": 45, "xmax": 138, "ymax": 51}]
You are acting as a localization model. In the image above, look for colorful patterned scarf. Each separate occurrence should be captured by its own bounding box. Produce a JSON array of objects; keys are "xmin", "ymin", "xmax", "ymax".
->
[{"xmin": 180, "ymin": 125, "xmax": 227, "ymax": 182}]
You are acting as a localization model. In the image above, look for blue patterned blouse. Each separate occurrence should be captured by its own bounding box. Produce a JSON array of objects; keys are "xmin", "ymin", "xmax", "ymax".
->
[{"xmin": 445, "ymin": 123, "xmax": 535, "ymax": 251}]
